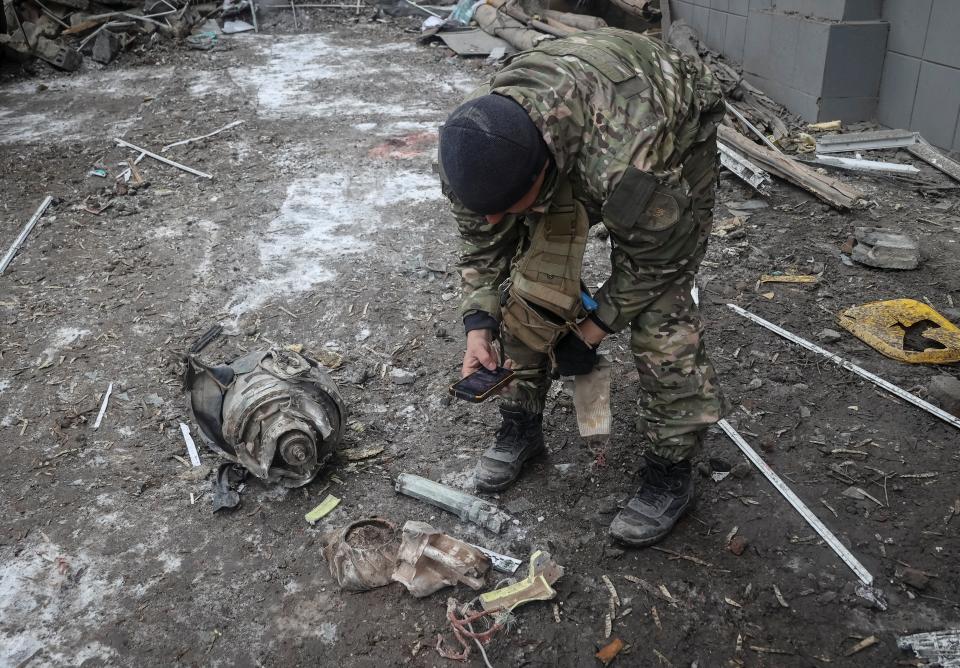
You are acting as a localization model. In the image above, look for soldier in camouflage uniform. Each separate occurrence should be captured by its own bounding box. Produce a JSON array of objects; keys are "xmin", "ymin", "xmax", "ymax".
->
[{"xmin": 438, "ymin": 28, "xmax": 727, "ymax": 546}]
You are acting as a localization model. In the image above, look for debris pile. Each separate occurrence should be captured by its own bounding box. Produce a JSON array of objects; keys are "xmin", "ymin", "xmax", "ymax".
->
[{"xmin": 0, "ymin": 0, "xmax": 261, "ymax": 70}]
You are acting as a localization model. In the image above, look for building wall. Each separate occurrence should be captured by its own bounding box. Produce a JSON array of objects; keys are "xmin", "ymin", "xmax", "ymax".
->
[
  {"xmin": 667, "ymin": 0, "xmax": 960, "ymax": 152},
  {"xmin": 877, "ymin": 0, "xmax": 960, "ymax": 152}
]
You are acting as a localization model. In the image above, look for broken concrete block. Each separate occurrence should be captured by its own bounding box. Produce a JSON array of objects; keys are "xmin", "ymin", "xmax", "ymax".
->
[
  {"xmin": 389, "ymin": 368, "xmax": 416, "ymax": 385},
  {"xmin": 0, "ymin": 33, "xmax": 33, "ymax": 62},
  {"xmin": 91, "ymin": 29, "xmax": 120, "ymax": 64},
  {"xmin": 928, "ymin": 374, "xmax": 960, "ymax": 417},
  {"xmin": 851, "ymin": 228, "xmax": 920, "ymax": 270},
  {"xmin": 34, "ymin": 36, "xmax": 82, "ymax": 71}
]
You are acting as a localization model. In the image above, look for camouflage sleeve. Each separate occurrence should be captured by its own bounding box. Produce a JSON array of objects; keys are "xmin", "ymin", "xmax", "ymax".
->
[{"xmin": 453, "ymin": 199, "xmax": 521, "ymax": 324}]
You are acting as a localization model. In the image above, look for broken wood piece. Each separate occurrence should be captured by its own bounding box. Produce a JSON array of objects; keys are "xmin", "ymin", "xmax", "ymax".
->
[
  {"xmin": 908, "ymin": 140, "xmax": 960, "ymax": 184},
  {"xmin": 816, "ymin": 128, "xmax": 919, "ymax": 154},
  {"xmin": 595, "ymin": 638, "xmax": 625, "ymax": 666},
  {"xmin": 717, "ymin": 418, "xmax": 874, "ymax": 585},
  {"xmin": 844, "ymin": 635, "xmax": 878, "ymax": 656},
  {"xmin": 807, "ymin": 120, "xmax": 842, "ymax": 131},
  {"xmin": 542, "ymin": 9, "xmax": 606, "ymax": 30},
  {"xmin": 758, "ymin": 274, "xmax": 817, "ymax": 284},
  {"xmin": 718, "ymin": 125, "xmax": 863, "ymax": 210},
  {"xmin": 0, "ymin": 195, "xmax": 54, "ymax": 276},
  {"xmin": 812, "ymin": 154, "xmax": 920, "ymax": 175},
  {"xmin": 718, "ymin": 142, "xmax": 772, "ymax": 194},
  {"xmin": 114, "ymin": 138, "xmax": 213, "ymax": 179},
  {"xmin": 161, "ymin": 120, "xmax": 245, "ymax": 152},
  {"xmin": 725, "ymin": 101, "xmax": 781, "ymax": 153},
  {"xmin": 728, "ymin": 302, "xmax": 960, "ymax": 428},
  {"xmin": 93, "ymin": 382, "xmax": 113, "ymax": 430},
  {"xmin": 474, "ymin": 3, "xmax": 551, "ymax": 51}
]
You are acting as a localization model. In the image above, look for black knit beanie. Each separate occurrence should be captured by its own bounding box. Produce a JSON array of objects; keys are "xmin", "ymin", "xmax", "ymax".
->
[{"xmin": 438, "ymin": 94, "xmax": 549, "ymax": 215}]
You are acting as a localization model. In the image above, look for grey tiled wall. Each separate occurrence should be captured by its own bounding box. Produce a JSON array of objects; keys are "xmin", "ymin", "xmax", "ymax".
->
[
  {"xmin": 668, "ymin": 0, "xmax": 960, "ymax": 151},
  {"xmin": 877, "ymin": 0, "xmax": 960, "ymax": 151}
]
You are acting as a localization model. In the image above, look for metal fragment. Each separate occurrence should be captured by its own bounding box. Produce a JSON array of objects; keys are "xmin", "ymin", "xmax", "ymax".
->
[
  {"xmin": 719, "ymin": 142, "xmax": 773, "ymax": 194},
  {"xmin": 479, "ymin": 550, "xmax": 563, "ymax": 613},
  {"xmin": 180, "ymin": 421, "xmax": 202, "ymax": 466},
  {"xmin": 93, "ymin": 382, "xmax": 113, "ymax": 430},
  {"xmin": 717, "ymin": 418, "xmax": 874, "ymax": 585},
  {"xmin": 897, "ymin": 630, "xmax": 960, "ymax": 667},
  {"xmin": 395, "ymin": 473, "xmax": 511, "ymax": 533},
  {"xmin": 1, "ymin": 196, "xmax": 54, "ymax": 275},
  {"xmin": 812, "ymin": 154, "xmax": 920, "ymax": 175},
  {"xmin": 392, "ymin": 520, "xmax": 490, "ymax": 597},
  {"xmin": 815, "ymin": 129, "xmax": 919, "ymax": 154},
  {"xmin": 727, "ymin": 303, "xmax": 960, "ymax": 431},
  {"xmin": 467, "ymin": 543, "xmax": 521, "ymax": 574}
]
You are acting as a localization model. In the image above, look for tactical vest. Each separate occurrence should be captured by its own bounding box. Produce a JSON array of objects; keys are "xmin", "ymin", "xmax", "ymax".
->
[
  {"xmin": 501, "ymin": 176, "xmax": 589, "ymax": 358},
  {"xmin": 499, "ymin": 31, "xmax": 651, "ymax": 357}
]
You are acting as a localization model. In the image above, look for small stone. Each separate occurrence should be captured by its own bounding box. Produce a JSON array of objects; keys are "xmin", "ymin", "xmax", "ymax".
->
[
  {"xmin": 799, "ymin": 405, "xmax": 812, "ymax": 419},
  {"xmin": 553, "ymin": 463, "xmax": 573, "ymax": 474},
  {"xmin": 596, "ymin": 494, "xmax": 619, "ymax": 515},
  {"xmin": 747, "ymin": 377, "xmax": 763, "ymax": 391},
  {"xmin": 728, "ymin": 535, "xmax": 749, "ymax": 556},
  {"xmin": 696, "ymin": 461, "xmax": 711, "ymax": 478},
  {"xmin": 605, "ymin": 547, "xmax": 625, "ymax": 559},
  {"xmin": 928, "ymin": 374, "xmax": 960, "ymax": 417},
  {"xmin": 818, "ymin": 329, "xmax": 843, "ymax": 344},
  {"xmin": 730, "ymin": 462, "xmax": 752, "ymax": 479},
  {"xmin": 816, "ymin": 591, "xmax": 837, "ymax": 605},
  {"xmin": 898, "ymin": 567, "xmax": 930, "ymax": 591},
  {"xmin": 91, "ymin": 29, "xmax": 120, "ymax": 64},
  {"xmin": 389, "ymin": 368, "xmax": 416, "ymax": 385}
]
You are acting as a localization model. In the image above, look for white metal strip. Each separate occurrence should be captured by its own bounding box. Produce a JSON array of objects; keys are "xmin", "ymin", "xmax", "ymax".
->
[
  {"xmin": 0, "ymin": 196, "xmax": 54, "ymax": 275},
  {"xmin": 727, "ymin": 303, "xmax": 960, "ymax": 431},
  {"xmin": 718, "ymin": 419, "xmax": 874, "ymax": 585}
]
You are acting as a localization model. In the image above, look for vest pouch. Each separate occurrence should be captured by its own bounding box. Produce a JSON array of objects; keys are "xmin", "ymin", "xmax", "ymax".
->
[{"xmin": 501, "ymin": 289, "xmax": 572, "ymax": 355}]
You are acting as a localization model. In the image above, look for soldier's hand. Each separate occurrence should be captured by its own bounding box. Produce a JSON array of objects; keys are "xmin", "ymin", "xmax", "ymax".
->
[
  {"xmin": 554, "ymin": 332, "xmax": 597, "ymax": 376},
  {"xmin": 462, "ymin": 329, "xmax": 498, "ymax": 378}
]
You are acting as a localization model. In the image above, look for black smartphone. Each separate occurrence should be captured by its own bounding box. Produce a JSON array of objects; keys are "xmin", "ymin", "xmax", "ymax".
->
[{"xmin": 449, "ymin": 366, "xmax": 515, "ymax": 403}]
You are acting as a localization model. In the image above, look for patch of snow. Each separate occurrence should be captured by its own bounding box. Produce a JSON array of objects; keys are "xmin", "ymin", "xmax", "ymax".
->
[{"xmin": 228, "ymin": 169, "xmax": 442, "ymax": 318}]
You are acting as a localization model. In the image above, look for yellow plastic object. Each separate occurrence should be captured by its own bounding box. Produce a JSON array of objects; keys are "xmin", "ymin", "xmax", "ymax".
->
[
  {"xmin": 305, "ymin": 494, "xmax": 340, "ymax": 524},
  {"xmin": 837, "ymin": 299, "xmax": 960, "ymax": 364},
  {"xmin": 479, "ymin": 550, "xmax": 563, "ymax": 613}
]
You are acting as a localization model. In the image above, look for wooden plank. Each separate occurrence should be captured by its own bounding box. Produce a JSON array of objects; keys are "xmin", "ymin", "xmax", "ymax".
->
[
  {"xmin": 718, "ymin": 125, "xmax": 863, "ymax": 210},
  {"xmin": 908, "ymin": 141, "xmax": 960, "ymax": 184}
]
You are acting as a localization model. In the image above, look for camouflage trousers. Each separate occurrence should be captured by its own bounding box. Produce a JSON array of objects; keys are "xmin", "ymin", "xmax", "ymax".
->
[{"xmin": 500, "ymin": 134, "xmax": 727, "ymax": 463}]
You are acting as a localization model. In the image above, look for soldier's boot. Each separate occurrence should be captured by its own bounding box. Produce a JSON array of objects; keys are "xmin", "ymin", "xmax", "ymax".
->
[
  {"xmin": 475, "ymin": 407, "xmax": 545, "ymax": 493},
  {"xmin": 609, "ymin": 453, "xmax": 693, "ymax": 547}
]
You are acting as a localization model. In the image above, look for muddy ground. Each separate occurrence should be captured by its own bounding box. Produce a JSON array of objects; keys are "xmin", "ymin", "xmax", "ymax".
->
[{"xmin": 1, "ymin": 10, "xmax": 959, "ymax": 667}]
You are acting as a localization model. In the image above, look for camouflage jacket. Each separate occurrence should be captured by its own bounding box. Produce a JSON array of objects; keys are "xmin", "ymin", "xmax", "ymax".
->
[{"xmin": 451, "ymin": 28, "xmax": 724, "ymax": 332}]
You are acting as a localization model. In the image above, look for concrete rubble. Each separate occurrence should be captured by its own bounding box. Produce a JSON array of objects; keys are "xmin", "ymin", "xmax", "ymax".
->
[{"xmin": 850, "ymin": 228, "xmax": 920, "ymax": 270}]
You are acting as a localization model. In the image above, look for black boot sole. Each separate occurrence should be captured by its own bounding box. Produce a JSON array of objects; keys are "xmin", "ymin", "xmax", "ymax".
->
[
  {"xmin": 475, "ymin": 445, "xmax": 546, "ymax": 493},
  {"xmin": 609, "ymin": 496, "xmax": 695, "ymax": 548}
]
